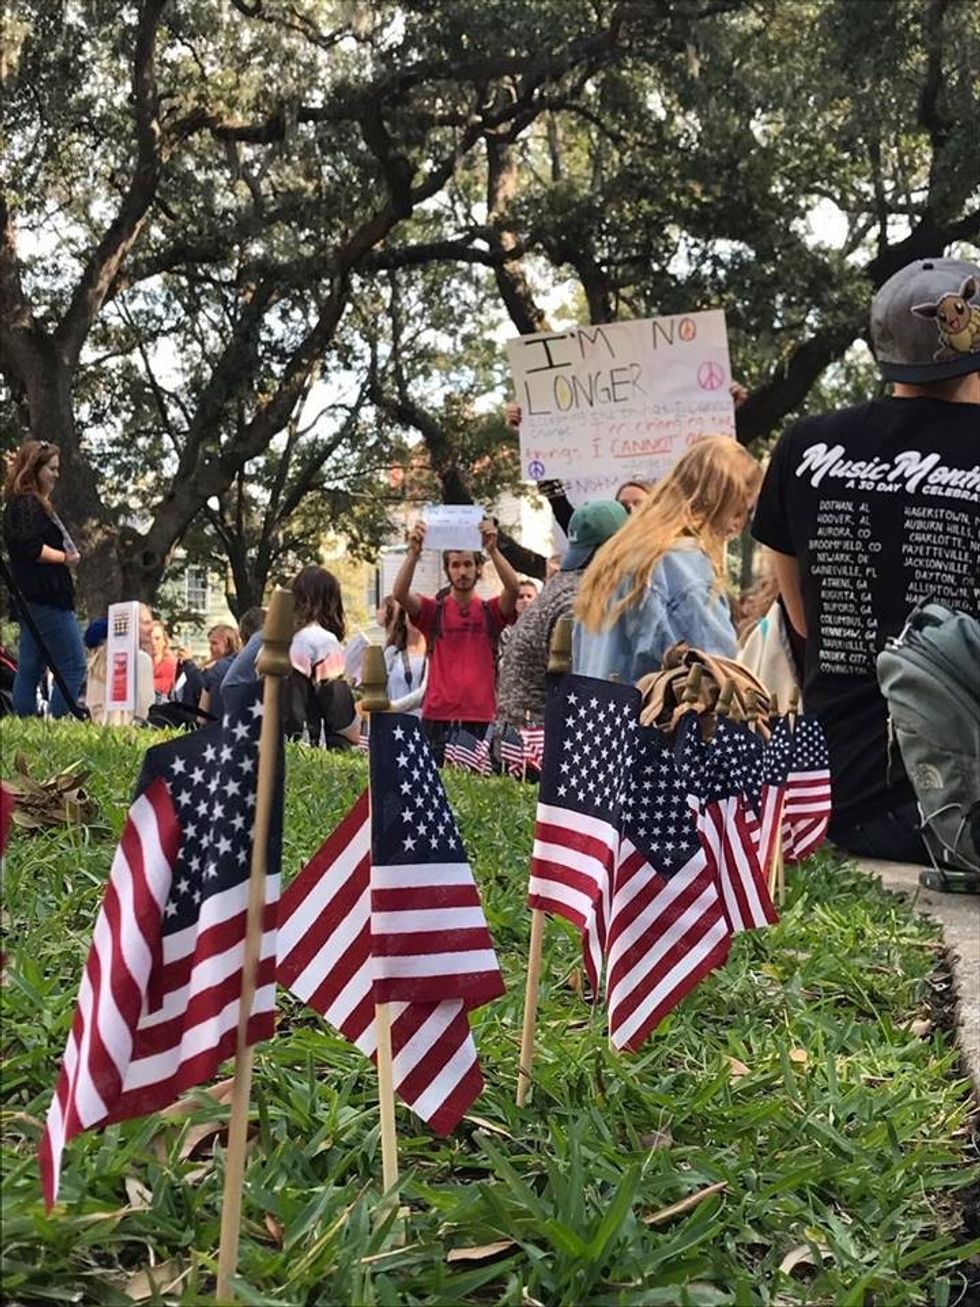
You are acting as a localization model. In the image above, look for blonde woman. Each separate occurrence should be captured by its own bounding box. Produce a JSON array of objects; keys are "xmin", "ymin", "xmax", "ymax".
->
[{"xmin": 573, "ymin": 436, "xmax": 763, "ymax": 684}]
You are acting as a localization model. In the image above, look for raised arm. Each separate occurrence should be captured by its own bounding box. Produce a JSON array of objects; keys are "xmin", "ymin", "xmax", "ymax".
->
[
  {"xmin": 391, "ymin": 520, "xmax": 426, "ymax": 619},
  {"xmin": 481, "ymin": 517, "xmax": 521, "ymax": 617}
]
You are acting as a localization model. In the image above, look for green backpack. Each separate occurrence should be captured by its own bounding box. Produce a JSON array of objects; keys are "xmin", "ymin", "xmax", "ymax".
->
[{"xmin": 876, "ymin": 602, "xmax": 980, "ymax": 879}]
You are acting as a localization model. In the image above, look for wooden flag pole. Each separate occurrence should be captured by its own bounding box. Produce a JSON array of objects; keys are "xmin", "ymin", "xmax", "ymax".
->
[
  {"xmin": 767, "ymin": 694, "xmax": 786, "ymax": 904},
  {"xmin": 516, "ymin": 616, "xmax": 572, "ymax": 1106},
  {"xmin": 216, "ymin": 588, "xmax": 294, "ymax": 1303},
  {"xmin": 359, "ymin": 645, "xmax": 400, "ymax": 1195},
  {"xmin": 516, "ymin": 907, "xmax": 545, "ymax": 1106}
]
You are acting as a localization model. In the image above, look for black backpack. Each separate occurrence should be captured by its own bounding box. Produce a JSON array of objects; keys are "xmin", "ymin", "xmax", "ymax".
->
[
  {"xmin": 282, "ymin": 670, "xmax": 356, "ymax": 749},
  {"xmin": 876, "ymin": 602, "xmax": 980, "ymax": 876}
]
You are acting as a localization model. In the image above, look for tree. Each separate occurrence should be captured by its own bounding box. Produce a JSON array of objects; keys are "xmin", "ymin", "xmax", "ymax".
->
[{"xmin": 0, "ymin": 0, "xmax": 638, "ymax": 610}]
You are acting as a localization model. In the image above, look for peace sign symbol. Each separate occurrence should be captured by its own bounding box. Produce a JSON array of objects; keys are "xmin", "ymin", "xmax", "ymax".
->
[{"xmin": 697, "ymin": 360, "xmax": 725, "ymax": 391}]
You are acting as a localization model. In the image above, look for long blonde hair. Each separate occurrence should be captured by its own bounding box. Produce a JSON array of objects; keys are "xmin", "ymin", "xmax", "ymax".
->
[{"xmin": 575, "ymin": 436, "xmax": 762, "ymax": 632}]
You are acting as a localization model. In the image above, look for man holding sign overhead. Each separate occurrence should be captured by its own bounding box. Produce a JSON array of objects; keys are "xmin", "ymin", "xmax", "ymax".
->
[{"xmin": 393, "ymin": 511, "xmax": 520, "ymax": 764}]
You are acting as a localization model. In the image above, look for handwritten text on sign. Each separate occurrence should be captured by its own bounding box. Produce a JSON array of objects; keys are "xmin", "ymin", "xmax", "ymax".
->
[{"xmin": 506, "ymin": 310, "xmax": 735, "ymax": 498}]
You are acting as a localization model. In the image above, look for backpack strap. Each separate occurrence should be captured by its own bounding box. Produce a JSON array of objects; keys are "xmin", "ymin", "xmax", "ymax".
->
[{"xmin": 429, "ymin": 593, "xmax": 447, "ymax": 654}]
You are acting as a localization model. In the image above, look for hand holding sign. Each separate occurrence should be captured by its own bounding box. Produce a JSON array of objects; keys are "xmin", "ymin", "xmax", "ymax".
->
[{"xmin": 421, "ymin": 504, "xmax": 486, "ymax": 552}]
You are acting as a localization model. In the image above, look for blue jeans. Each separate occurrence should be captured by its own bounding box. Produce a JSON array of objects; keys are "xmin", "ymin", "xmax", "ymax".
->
[{"xmin": 13, "ymin": 603, "xmax": 86, "ymax": 719}]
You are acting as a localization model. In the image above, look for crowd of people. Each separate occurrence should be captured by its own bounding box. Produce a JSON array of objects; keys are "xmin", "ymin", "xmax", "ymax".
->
[{"xmin": 2, "ymin": 256, "xmax": 978, "ymax": 884}]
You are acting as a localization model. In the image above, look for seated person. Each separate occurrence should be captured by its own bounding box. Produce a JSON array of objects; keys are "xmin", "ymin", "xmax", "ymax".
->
[
  {"xmin": 222, "ymin": 566, "xmax": 359, "ymax": 747},
  {"xmin": 753, "ymin": 256, "xmax": 980, "ymax": 866},
  {"xmin": 573, "ymin": 438, "xmax": 762, "ymax": 683},
  {"xmin": 200, "ymin": 623, "xmax": 241, "ymax": 714}
]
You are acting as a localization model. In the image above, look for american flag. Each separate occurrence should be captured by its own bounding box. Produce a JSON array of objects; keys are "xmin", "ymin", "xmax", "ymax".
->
[
  {"xmin": 497, "ymin": 724, "xmax": 545, "ymax": 778},
  {"xmin": 276, "ymin": 713, "xmax": 503, "ymax": 1133},
  {"xmin": 746, "ymin": 717, "xmax": 792, "ymax": 873},
  {"xmin": 444, "ymin": 727, "xmax": 492, "ymax": 776},
  {"xmin": 606, "ymin": 726, "xmax": 730, "ymax": 1051},
  {"xmin": 39, "ymin": 682, "xmax": 280, "ymax": 1207},
  {"xmin": 356, "ymin": 719, "xmax": 370, "ymax": 752},
  {"xmin": 783, "ymin": 715, "xmax": 832, "ymax": 863},
  {"xmin": 528, "ymin": 675, "xmax": 640, "ymax": 993},
  {"xmin": 675, "ymin": 712, "xmax": 776, "ymax": 933}
]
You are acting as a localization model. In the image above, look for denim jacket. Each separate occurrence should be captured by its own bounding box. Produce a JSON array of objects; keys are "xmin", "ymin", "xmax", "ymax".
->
[{"xmin": 572, "ymin": 545, "xmax": 737, "ymax": 684}]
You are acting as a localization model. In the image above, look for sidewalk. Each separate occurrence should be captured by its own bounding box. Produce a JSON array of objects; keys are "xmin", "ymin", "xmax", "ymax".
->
[{"xmin": 859, "ymin": 857, "xmax": 979, "ymax": 1091}]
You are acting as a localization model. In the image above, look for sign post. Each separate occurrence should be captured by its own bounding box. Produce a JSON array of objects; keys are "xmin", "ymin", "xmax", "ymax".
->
[{"xmin": 104, "ymin": 602, "xmax": 141, "ymax": 725}]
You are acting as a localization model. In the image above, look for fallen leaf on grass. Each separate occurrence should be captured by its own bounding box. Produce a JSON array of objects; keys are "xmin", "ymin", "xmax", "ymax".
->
[
  {"xmin": 447, "ymin": 1239, "xmax": 517, "ymax": 1265},
  {"xmin": 778, "ymin": 1241, "xmax": 831, "ymax": 1276},
  {"xmin": 264, "ymin": 1213, "xmax": 285, "ymax": 1247},
  {"xmin": 725, "ymin": 1056, "xmax": 750, "ymax": 1079},
  {"xmin": 179, "ymin": 1119, "xmax": 224, "ymax": 1161},
  {"xmin": 639, "ymin": 1128, "xmax": 673, "ymax": 1152},
  {"xmin": 909, "ymin": 1018, "xmax": 932, "ymax": 1038},
  {"xmin": 563, "ymin": 967, "xmax": 584, "ymax": 1000},
  {"xmin": 114, "ymin": 1258, "xmax": 187, "ymax": 1301},
  {"xmin": 124, "ymin": 1177, "xmax": 153, "ymax": 1211},
  {"xmin": 789, "ymin": 1048, "xmax": 809, "ymax": 1065},
  {"xmin": 643, "ymin": 1180, "xmax": 727, "ymax": 1226}
]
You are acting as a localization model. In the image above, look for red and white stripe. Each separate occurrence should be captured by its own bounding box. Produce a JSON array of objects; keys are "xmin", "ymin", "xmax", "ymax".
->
[
  {"xmin": 696, "ymin": 796, "xmax": 776, "ymax": 933},
  {"xmin": 275, "ymin": 792, "xmax": 486, "ymax": 1134},
  {"xmin": 39, "ymin": 778, "xmax": 279, "ymax": 1208},
  {"xmin": 522, "ymin": 727, "xmax": 546, "ymax": 771},
  {"xmin": 528, "ymin": 803, "xmax": 618, "ymax": 992},
  {"xmin": 746, "ymin": 783, "xmax": 786, "ymax": 878},
  {"xmin": 783, "ymin": 768, "xmax": 831, "ymax": 862},
  {"xmin": 372, "ymin": 853, "xmax": 504, "ymax": 1009},
  {"xmin": 605, "ymin": 839, "xmax": 730, "ymax": 1050},
  {"xmin": 444, "ymin": 737, "xmax": 491, "ymax": 775}
]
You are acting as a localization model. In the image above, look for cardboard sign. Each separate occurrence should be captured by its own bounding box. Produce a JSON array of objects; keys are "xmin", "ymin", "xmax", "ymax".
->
[
  {"xmin": 422, "ymin": 504, "xmax": 485, "ymax": 551},
  {"xmin": 506, "ymin": 310, "xmax": 735, "ymax": 498},
  {"xmin": 105, "ymin": 601, "xmax": 141, "ymax": 714}
]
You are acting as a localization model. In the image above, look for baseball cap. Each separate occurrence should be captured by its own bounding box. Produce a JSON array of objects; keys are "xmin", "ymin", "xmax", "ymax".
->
[
  {"xmin": 870, "ymin": 257, "xmax": 980, "ymax": 382},
  {"xmin": 561, "ymin": 500, "xmax": 628, "ymax": 571}
]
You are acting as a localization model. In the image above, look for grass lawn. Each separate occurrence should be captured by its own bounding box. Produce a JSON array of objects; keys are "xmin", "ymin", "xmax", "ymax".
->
[{"xmin": 2, "ymin": 720, "xmax": 978, "ymax": 1305}]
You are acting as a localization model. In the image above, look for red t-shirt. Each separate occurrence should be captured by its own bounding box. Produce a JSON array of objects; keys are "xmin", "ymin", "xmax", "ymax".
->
[
  {"xmin": 414, "ymin": 593, "xmax": 514, "ymax": 722},
  {"xmin": 153, "ymin": 654, "xmax": 178, "ymax": 696}
]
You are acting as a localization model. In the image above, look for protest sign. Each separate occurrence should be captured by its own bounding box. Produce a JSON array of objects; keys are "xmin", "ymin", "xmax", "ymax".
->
[
  {"xmin": 506, "ymin": 310, "xmax": 735, "ymax": 499},
  {"xmin": 422, "ymin": 504, "xmax": 485, "ymax": 551}
]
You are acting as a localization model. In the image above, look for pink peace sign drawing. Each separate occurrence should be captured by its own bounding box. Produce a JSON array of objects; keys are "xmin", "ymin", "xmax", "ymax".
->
[{"xmin": 697, "ymin": 359, "xmax": 726, "ymax": 391}]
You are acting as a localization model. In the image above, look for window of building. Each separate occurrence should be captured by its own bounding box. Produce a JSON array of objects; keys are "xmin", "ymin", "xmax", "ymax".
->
[{"xmin": 185, "ymin": 566, "xmax": 209, "ymax": 613}]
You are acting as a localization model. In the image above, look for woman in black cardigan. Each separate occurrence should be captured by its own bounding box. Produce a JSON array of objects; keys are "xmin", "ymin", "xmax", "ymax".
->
[{"xmin": 2, "ymin": 440, "xmax": 86, "ymax": 717}]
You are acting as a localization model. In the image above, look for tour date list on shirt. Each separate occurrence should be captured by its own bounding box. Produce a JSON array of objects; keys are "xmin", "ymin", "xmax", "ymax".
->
[{"xmin": 754, "ymin": 402, "xmax": 980, "ymax": 682}]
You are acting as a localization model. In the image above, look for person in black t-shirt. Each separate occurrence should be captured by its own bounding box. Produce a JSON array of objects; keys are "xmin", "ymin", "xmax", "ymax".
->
[
  {"xmin": 753, "ymin": 257, "xmax": 980, "ymax": 865},
  {"xmin": 2, "ymin": 440, "xmax": 86, "ymax": 718}
]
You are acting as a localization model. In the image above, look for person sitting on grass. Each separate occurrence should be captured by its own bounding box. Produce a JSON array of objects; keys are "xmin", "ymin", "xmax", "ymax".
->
[{"xmin": 573, "ymin": 437, "xmax": 762, "ymax": 684}]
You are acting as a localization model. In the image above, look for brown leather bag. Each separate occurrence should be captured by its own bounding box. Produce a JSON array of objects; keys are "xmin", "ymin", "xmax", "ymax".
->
[{"xmin": 636, "ymin": 642, "xmax": 772, "ymax": 737}]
